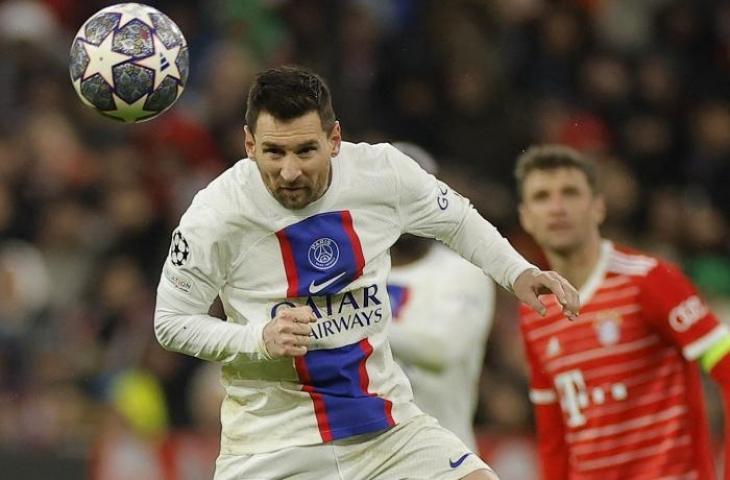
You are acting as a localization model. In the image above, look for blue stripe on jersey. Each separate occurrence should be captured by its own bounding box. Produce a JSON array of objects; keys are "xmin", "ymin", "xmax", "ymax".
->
[
  {"xmin": 276, "ymin": 211, "xmax": 364, "ymax": 298},
  {"xmin": 296, "ymin": 339, "xmax": 394, "ymax": 441},
  {"xmin": 387, "ymin": 284, "xmax": 409, "ymax": 320}
]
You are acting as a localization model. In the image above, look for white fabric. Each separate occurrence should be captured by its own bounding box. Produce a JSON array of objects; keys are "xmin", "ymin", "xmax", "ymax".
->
[
  {"xmin": 154, "ymin": 141, "xmax": 534, "ymax": 455},
  {"xmin": 388, "ymin": 244, "xmax": 494, "ymax": 450},
  {"xmin": 214, "ymin": 415, "xmax": 492, "ymax": 480}
]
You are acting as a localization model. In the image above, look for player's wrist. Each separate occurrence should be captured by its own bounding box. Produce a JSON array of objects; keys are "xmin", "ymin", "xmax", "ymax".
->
[{"xmin": 254, "ymin": 321, "xmax": 273, "ymax": 360}]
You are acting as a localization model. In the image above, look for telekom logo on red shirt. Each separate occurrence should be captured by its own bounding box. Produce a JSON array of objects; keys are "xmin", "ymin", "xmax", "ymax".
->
[
  {"xmin": 668, "ymin": 295, "xmax": 708, "ymax": 332},
  {"xmin": 555, "ymin": 369, "xmax": 628, "ymax": 427}
]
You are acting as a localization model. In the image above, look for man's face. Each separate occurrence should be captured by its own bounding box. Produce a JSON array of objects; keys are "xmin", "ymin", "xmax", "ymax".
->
[
  {"xmin": 519, "ymin": 167, "xmax": 605, "ymax": 255},
  {"xmin": 245, "ymin": 111, "xmax": 341, "ymax": 210}
]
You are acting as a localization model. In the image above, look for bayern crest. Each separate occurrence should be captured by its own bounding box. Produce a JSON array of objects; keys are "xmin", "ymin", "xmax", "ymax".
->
[
  {"xmin": 308, "ymin": 238, "xmax": 340, "ymax": 270},
  {"xmin": 69, "ymin": 3, "xmax": 189, "ymax": 122}
]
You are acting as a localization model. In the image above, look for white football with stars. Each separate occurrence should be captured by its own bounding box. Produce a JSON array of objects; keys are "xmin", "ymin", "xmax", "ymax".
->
[{"xmin": 69, "ymin": 3, "xmax": 189, "ymax": 123}]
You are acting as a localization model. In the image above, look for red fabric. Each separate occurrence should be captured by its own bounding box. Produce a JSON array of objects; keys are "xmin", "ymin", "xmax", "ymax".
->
[
  {"xmin": 711, "ymin": 354, "xmax": 730, "ymax": 480},
  {"xmin": 519, "ymin": 244, "xmax": 722, "ymax": 479}
]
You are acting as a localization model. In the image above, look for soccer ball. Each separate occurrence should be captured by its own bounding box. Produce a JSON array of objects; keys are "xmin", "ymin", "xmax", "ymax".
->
[{"xmin": 69, "ymin": 3, "xmax": 189, "ymax": 123}]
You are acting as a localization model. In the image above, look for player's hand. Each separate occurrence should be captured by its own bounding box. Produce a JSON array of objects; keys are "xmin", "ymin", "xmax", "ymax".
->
[
  {"xmin": 513, "ymin": 268, "xmax": 580, "ymax": 320},
  {"xmin": 263, "ymin": 306, "xmax": 317, "ymax": 358}
]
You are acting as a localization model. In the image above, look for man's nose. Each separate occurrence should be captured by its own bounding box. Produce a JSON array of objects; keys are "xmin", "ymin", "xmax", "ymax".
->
[
  {"xmin": 280, "ymin": 155, "xmax": 302, "ymax": 182},
  {"xmin": 547, "ymin": 196, "xmax": 567, "ymax": 214}
]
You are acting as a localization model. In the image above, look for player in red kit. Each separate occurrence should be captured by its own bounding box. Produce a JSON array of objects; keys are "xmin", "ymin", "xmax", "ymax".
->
[{"xmin": 514, "ymin": 144, "xmax": 730, "ymax": 480}]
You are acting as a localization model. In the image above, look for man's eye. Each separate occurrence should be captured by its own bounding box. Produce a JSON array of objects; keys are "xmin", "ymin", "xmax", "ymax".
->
[
  {"xmin": 298, "ymin": 147, "xmax": 316, "ymax": 155},
  {"xmin": 264, "ymin": 149, "xmax": 284, "ymax": 156}
]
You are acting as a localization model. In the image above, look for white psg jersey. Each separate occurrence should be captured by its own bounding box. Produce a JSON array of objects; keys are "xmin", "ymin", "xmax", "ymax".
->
[
  {"xmin": 388, "ymin": 244, "xmax": 494, "ymax": 451},
  {"xmin": 154, "ymin": 141, "xmax": 533, "ymax": 455}
]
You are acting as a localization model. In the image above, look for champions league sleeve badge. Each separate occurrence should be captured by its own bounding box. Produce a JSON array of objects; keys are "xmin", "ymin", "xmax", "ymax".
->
[{"xmin": 169, "ymin": 230, "xmax": 190, "ymax": 267}]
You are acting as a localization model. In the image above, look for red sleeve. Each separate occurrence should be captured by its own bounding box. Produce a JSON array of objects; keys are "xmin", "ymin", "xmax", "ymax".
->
[
  {"xmin": 639, "ymin": 262, "xmax": 725, "ymax": 360},
  {"xmin": 520, "ymin": 314, "xmax": 569, "ymax": 480}
]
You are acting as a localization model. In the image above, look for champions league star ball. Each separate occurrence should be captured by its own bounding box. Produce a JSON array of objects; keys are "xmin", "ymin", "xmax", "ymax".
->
[{"xmin": 69, "ymin": 3, "xmax": 189, "ymax": 123}]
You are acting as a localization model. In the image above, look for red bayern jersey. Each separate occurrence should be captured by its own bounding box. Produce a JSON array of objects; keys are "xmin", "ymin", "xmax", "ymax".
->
[{"xmin": 520, "ymin": 241, "xmax": 727, "ymax": 480}]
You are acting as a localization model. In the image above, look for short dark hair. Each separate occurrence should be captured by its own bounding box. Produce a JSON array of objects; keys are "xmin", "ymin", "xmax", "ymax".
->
[
  {"xmin": 514, "ymin": 144, "xmax": 600, "ymax": 198},
  {"xmin": 245, "ymin": 66, "xmax": 336, "ymax": 134}
]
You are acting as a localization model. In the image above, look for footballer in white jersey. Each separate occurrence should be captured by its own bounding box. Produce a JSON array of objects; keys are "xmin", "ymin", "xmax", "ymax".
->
[
  {"xmin": 389, "ymin": 241, "xmax": 494, "ymax": 451},
  {"xmin": 154, "ymin": 66, "xmax": 579, "ymax": 480}
]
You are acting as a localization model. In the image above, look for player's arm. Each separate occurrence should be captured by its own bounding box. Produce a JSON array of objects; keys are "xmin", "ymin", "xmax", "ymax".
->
[
  {"xmin": 389, "ymin": 272, "xmax": 494, "ymax": 371},
  {"xmin": 640, "ymin": 262, "xmax": 730, "ymax": 479},
  {"xmin": 154, "ymin": 202, "xmax": 269, "ymax": 363},
  {"xmin": 521, "ymin": 329, "xmax": 569, "ymax": 480},
  {"xmin": 388, "ymin": 146, "xmax": 579, "ymax": 319},
  {"xmin": 702, "ymin": 338, "xmax": 730, "ymax": 480}
]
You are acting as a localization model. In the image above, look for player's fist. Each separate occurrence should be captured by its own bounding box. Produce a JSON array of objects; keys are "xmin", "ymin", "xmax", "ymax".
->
[
  {"xmin": 513, "ymin": 268, "xmax": 580, "ymax": 320},
  {"xmin": 263, "ymin": 306, "xmax": 317, "ymax": 358}
]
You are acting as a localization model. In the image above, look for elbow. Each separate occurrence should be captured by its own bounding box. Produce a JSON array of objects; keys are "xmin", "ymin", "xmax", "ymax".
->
[{"xmin": 153, "ymin": 308, "xmax": 176, "ymax": 352}]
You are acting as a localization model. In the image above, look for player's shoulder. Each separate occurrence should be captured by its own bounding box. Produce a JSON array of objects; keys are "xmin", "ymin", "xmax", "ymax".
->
[
  {"xmin": 607, "ymin": 242, "xmax": 692, "ymax": 289},
  {"xmin": 338, "ymin": 141, "xmax": 399, "ymax": 171},
  {"xmin": 606, "ymin": 242, "xmax": 663, "ymax": 277},
  {"xmin": 180, "ymin": 159, "xmax": 256, "ymax": 230}
]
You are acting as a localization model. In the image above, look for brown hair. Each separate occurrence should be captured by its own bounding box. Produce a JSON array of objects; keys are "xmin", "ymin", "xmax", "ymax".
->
[{"xmin": 514, "ymin": 144, "xmax": 599, "ymax": 198}]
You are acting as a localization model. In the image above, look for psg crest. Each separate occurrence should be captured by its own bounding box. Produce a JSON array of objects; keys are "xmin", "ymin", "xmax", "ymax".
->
[
  {"xmin": 169, "ymin": 230, "xmax": 190, "ymax": 267},
  {"xmin": 308, "ymin": 238, "xmax": 340, "ymax": 270}
]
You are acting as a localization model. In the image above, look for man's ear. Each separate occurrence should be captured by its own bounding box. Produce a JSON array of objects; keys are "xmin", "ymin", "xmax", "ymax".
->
[
  {"xmin": 329, "ymin": 121, "xmax": 342, "ymax": 157},
  {"xmin": 518, "ymin": 202, "xmax": 534, "ymax": 235},
  {"xmin": 594, "ymin": 194, "xmax": 607, "ymax": 226},
  {"xmin": 244, "ymin": 125, "xmax": 256, "ymax": 160}
]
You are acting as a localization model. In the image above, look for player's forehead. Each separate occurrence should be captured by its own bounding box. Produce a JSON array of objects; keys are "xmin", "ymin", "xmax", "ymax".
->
[
  {"xmin": 522, "ymin": 166, "xmax": 591, "ymax": 194},
  {"xmin": 252, "ymin": 111, "xmax": 325, "ymax": 146}
]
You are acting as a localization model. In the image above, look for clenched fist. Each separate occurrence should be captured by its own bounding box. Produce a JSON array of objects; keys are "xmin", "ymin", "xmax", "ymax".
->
[{"xmin": 263, "ymin": 306, "xmax": 317, "ymax": 358}]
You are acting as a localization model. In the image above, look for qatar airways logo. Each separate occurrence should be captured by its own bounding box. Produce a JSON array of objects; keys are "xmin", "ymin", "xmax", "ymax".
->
[{"xmin": 270, "ymin": 284, "xmax": 384, "ymax": 340}]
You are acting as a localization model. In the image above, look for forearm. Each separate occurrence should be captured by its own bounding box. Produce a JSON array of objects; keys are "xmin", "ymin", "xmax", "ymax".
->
[
  {"xmin": 154, "ymin": 296, "xmax": 268, "ymax": 363},
  {"xmin": 706, "ymin": 342, "xmax": 730, "ymax": 480},
  {"xmin": 440, "ymin": 207, "xmax": 535, "ymax": 290}
]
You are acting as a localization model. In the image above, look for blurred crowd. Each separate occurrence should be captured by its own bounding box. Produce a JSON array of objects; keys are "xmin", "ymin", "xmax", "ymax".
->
[{"xmin": 0, "ymin": 0, "xmax": 728, "ymax": 477}]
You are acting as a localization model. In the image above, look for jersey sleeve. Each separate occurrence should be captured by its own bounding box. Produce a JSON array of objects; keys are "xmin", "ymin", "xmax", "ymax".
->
[
  {"xmin": 520, "ymin": 311, "xmax": 569, "ymax": 480},
  {"xmin": 155, "ymin": 199, "xmax": 268, "ymax": 363},
  {"xmin": 158, "ymin": 201, "xmax": 230, "ymax": 310},
  {"xmin": 639, "ymin": 262, "xmax": 729, "ymax": 361},
  {"xmin": 387, "ymin": 145, "xmax": 535, "ymax": 290}
]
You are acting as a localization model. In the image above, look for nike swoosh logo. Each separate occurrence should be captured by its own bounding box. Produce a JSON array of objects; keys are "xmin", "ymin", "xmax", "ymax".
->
[
  {"xmin": 309, "ymin": 272, "xmax": 347, "ymax": 295},
  {"xmin": 449, "ymin": 453, "xmax": 471, "ymax": 469}
]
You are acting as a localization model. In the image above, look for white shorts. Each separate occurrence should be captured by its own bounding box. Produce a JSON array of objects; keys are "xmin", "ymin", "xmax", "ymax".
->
[{"xmin": 214, "ymin": 415, "xmax": 493, "ymax": 480}]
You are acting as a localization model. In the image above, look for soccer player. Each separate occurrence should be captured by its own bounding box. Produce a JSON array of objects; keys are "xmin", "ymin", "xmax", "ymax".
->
[
  {"xmin": 387, "ymin": 142, "xmax": 495, "ymax": 451},
  {"xmin": 154, "ymin": 66, "xmax": 579, "ymax": 480},
  {"xmin": 515, "ymin": 144, "xmax": 730, "ymax": 479}
]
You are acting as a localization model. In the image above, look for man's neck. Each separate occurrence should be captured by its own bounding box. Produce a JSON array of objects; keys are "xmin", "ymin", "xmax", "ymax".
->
[{"xmin": 545, "ymin": 236, "xmax": 603, "ymax": 290}]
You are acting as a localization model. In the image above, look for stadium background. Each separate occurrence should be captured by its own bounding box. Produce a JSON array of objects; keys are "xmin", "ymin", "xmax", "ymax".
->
[{"xmin": 0, "ymin": 0, "xmax": 728, "ymax": 477}]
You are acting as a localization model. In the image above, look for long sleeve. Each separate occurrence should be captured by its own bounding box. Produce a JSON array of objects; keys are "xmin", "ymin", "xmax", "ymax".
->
[
  {"xmin": 154, "ymin": 199, "xmax": 268, "ymax": 362},
  {"xmin": 154, "ymin": 294, "xmax": 268, "ymax": 363},
  {"xmin": 388, "ymin": 146, "xmax": 535, "ymax": 290},
  {"xmin": 521, "ymin": 322, "xmax": 569, "ymax": 479},
  {"xmin": 534, "ymin": 402, "xmax": 570, "ymax": 480},
  {"xmin": 705, "ymin": 341, "xmax": 730, "ymax": 480}
]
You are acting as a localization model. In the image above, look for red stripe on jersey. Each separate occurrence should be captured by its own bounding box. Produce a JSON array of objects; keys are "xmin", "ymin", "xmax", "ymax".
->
[
  {"xmin": 341, "ymin": 211, "xmax": 365, "ymax": 278},
  {"xmin": 358, "ymin": 338, "xmax": 395, "ymax": 427},
  {"xmin": 275, "ymin": 230, "xmax": 299, "ymax": 298},
  {"xmin": 294, "ymin": 356, "xmax": 333, "ymax": 442},
  {"xmin": 520, "ymin": 243, "xmax": 720, "ymax": 479}
]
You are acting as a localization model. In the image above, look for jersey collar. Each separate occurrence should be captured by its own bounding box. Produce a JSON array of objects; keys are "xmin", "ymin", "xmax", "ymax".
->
[{"xmin": 579, "ymin": 240, "xmax": 613, "ymax": 306}]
